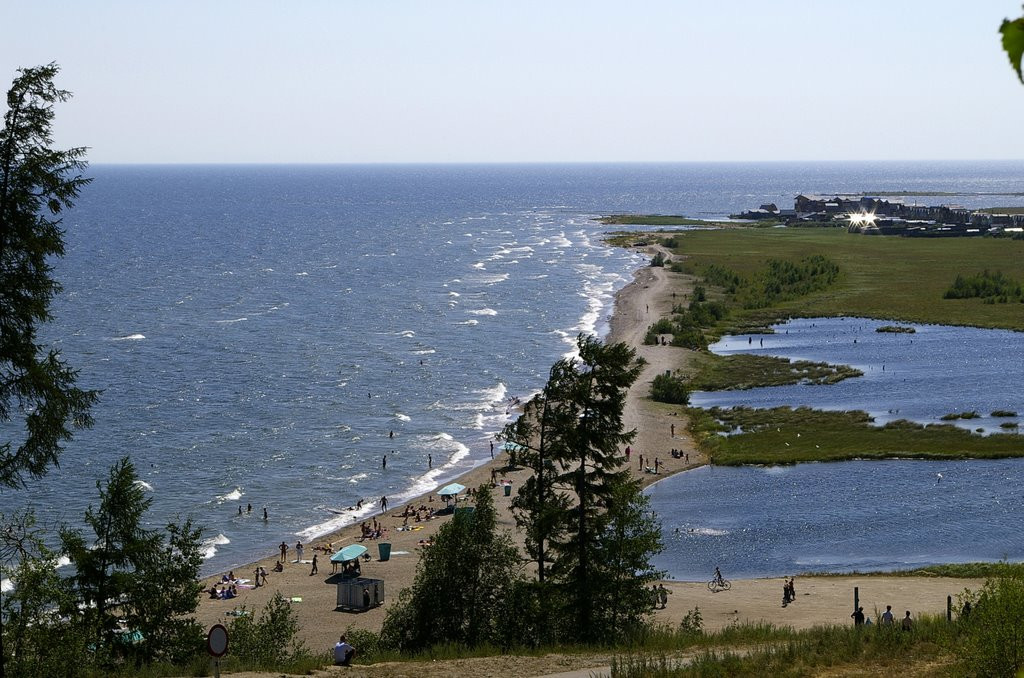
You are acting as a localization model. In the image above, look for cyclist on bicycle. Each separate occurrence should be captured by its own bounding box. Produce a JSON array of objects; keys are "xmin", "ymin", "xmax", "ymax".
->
[{"xmin": 714, "ymin": 566, "xmax": 723, "ymax": 585}]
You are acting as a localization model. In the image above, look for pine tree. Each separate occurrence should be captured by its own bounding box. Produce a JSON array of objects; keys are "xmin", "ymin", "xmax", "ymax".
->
[
  {"xmin": 546, "ymin": 334, "xmax": 646, "ymax": 643},
  {"xmin": 0, "ymin": 63, "xmax": 97, "ymax": 489},
  {"xmin": 381, "ymin": 485, "xmax": 522, "ymax": 651},
  {"xmin": 60, "ymin": 457, "xmax": 203, "ymax": 666}
]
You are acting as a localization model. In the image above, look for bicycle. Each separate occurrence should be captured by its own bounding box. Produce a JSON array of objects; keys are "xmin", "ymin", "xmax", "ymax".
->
[{"xmin": 707, "ymin": 577, "xmax": 731, "ymax": 593}]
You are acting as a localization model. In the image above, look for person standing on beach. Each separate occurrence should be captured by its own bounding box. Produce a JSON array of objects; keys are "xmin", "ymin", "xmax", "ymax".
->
[
  {"xmin": 852, "ymin": 606, "xmax": 865, "ymax": 626},
  {"xmin": 490, "ymin": 440, "xmax": 494, "ymax": 458},
  {"xmin": 670, "ymin": 423, "xmax": 675, "ymax": 437},
  {"xmin": 380, "ymin": 495, "xmax": 388, "ymax": 512},
  {"xmin": 310, "ymin": 554, "xmax": 318, "ymax": 576},
  {"xmin": 295, "ymin": 541, "xmax": 304, "ymax": 563},
  {"xmin": 625, "ymin": 445, "xmax": 631, "ymax": 461},
  {"xmin": 279, "ymin": 541, "xmax": 288, "ymax": 563}
]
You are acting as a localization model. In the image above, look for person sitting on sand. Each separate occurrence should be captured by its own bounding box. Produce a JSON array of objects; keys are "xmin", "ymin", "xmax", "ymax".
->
[
  {"xmin": 273, "ymin": 561, "xmax": 284, "ymax": 572},
  {"xmin": 208, "ymin": 586, "xmax": 220, "ymax": 599},
  {"xmin": 333, "ymin": 634, "xmax": 355, "ymax": 666}
]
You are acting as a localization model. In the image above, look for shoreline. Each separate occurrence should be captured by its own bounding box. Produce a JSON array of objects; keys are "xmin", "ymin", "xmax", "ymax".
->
[
  {"xmin": 192, "ymin": 241, "xmax": 990, "ymax": 656},
  {"xmin": 194, "ymin": 242, "xmax": 709, "ymax": 644}
]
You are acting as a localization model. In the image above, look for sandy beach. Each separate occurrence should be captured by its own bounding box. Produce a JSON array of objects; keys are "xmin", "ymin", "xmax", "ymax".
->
[{"xmin": 195, "ymin": 244, "xmax": 983, "ymax": 670}]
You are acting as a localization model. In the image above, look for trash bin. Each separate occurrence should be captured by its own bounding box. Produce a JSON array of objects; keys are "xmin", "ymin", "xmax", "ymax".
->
[
  {"xmin": 503, "ymin": 484, "xmax": 512, "ymax": 497},
  {"xmin": 377, "ymin": 542, "xmax": 391, "ymax": 562}
]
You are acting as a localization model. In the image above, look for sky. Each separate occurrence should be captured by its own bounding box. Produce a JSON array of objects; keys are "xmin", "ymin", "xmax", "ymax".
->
[{"xmin": 3, "ymin": 1, "xmax": 1024, "ymax": 163}]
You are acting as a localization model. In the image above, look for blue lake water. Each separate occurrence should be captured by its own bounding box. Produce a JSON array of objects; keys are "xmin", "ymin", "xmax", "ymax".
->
[
  {"xmin": 648, "ymin": 459, "xmax": 1024, "ymax": 580},
  {"xmin": 691, "ymin": 317, "xmax": 1024, "ymax": 434},
  {"xmin": 3, "ymin": 162, "xmax": 1024, "ymax": 577}
]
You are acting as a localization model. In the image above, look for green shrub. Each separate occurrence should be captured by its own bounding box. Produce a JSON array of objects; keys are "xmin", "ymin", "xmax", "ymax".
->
[
  {"xmin": 226, "ymin": 593, "xmax": 308, "ymax": 668},
  {"xmin": 958, "ymin": 567, "xmax": 1024, "ymax": 676},
  {"xmin": 651, "ymin": 372, "xmax": 690, "ymax": 405},
  {"xmin": 650, "ymin": 252, "xmax": 666, "ymax": 267}
]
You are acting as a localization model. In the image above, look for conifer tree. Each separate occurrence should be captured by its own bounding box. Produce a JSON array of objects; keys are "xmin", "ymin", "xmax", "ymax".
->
[{"xmin": 0, "ymin": 63, "xmax": 97, "ymax": 489}]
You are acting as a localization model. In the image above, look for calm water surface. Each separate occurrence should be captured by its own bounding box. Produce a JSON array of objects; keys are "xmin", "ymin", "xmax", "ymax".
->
[
  {"xmin": 648, "ymin": 459, "xmax": 1024, "ymax": 580},
  {"xmin": 692, "ymin": 317, "xmax": 1024, "ymax": 434}
]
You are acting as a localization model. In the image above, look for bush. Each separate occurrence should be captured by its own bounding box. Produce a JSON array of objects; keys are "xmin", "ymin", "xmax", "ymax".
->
[
  {"xmin": 651, "ymin": 373, "xmax": 690, "ymax": 405},
  {"xmin": 227, "ymin": 593, "xmax": 308, "ymax": 668},
  {"xmin": 959, "ymin": 568, "xmax": 1024, "ymax": 676},
  {"xmin": 650, "ymin": 252, "xmax": 666, "ymax": 267}
]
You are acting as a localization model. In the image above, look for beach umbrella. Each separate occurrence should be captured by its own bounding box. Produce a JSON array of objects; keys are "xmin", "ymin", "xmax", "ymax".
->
[
  {"xmin": 502, "ymin": 441, "xmax": 526, "ymax": 452},
  {"xmin": 438, "ymin": 482, "xmax": 466, "ymax": 497},
  {"xmin": 330, "ymin": 544, "xmax": 368, "ymax": 563}
]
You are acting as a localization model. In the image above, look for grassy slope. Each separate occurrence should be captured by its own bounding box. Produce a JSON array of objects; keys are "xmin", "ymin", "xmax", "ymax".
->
[{"xmin": 668, "ymin": 228, "xmax": 1024, "ymax": 330}]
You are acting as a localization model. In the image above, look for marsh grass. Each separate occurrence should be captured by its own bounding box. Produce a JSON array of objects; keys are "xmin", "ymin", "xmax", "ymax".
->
[
  {"xmin": 689, "ymin": 353, "xmax": 862, "ymax": 391},
  {"xmin": 688, "ymin": 406, "xmax": 1024, "ymax": 465},
  {"xmin": 941, "ymin": 411, "xmax": 980, "ymax": 420},
  {"xmin": 992, "ymin": 409, "xmax": 1018, "ymax": 417},
  {"xmin": 662, "ymin": 228, "xmax": 1024, "ymax": 331}
]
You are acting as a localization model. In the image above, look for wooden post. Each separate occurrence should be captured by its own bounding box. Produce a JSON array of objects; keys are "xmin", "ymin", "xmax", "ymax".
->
[
  {"xmin": 947, "ymin": 595, "xmax": 952, "ymax": 622},
  {"xmin": 854, "ymin": 586, "xmax": 859, "ymax": 614}
]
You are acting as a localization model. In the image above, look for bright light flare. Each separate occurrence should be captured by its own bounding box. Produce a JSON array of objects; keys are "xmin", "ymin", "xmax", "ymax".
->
[{"xmin": 847, "ymin": 211, "xmax": 877, "ymax": 226}]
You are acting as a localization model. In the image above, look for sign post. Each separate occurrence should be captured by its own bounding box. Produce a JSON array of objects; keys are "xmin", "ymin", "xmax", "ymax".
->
[{"xmin": 207, "ymin": 623, "xmax": 229, "ymax": 678}]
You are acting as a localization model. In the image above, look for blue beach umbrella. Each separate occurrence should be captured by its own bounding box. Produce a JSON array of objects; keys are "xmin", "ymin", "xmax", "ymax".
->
[
  {"xmin": 438, "ymin": 482, "xmax": 466, "ymax": 497},
  {"xmin": 330, "ymin": 544, "xmax": 368, "ymax": 563},
  {"xmin": 502, "ymin": 441, "xmax": 526, "ymax": 452}
]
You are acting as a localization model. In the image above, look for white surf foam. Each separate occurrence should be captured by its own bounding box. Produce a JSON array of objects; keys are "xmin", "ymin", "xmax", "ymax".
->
[
  {"xmin": 215, "ymin": 317, "xmax": 248, "ymax": 324},
  {"xmin": 112, "ymin": 334, "xmax": 145, "ymax": 341},
  {"xmin": 457, "ymin": 319, "xmax": 479, "ymax": 326},
  {"xmin": 201, "ymin": 533, "xmax": 230, "ymax": 559},
  {"xmin": 413, "ymin": 349, "xmax": 436, "ymax": 355},
  {"xmin": 215, "ymin": 488, "xmax": 243, "ymax": 503},
  {"xmin": 468, "ymin": 308, "xmax": 498, "ymax": 316},
  {"xmin": 472, "ymin": 262, "xmax": 486, "ymax": 269},
  {"xmin": 133, "ymin": 480, "xmax": 155, "ymax": 491},
  {"xmin": 394, "ymin": 413, "xmax": 411, "ymax": 421}
]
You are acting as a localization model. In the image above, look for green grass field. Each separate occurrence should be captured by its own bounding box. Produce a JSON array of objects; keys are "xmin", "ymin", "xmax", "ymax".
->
[{"xmin": 665, "ymin": 229, "xmax": 1024, "ymax": 330}]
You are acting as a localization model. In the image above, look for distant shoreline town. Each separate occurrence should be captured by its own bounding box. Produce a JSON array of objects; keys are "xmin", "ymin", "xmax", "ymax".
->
[{"xmin": 733, "ymin": 194, "xmax": 1024, "ymax": 237}]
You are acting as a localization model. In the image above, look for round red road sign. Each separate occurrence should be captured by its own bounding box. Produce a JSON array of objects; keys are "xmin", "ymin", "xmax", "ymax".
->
[{"xmin": 207, "ymin": 624, "xmax": 228, "ymax": 657}]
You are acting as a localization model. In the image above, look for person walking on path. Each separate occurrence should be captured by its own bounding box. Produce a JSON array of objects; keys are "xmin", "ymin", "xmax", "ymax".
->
[
  {"xmin": 310, "ymin": 553, "xmax": 318, "ymax": 576},
  {"xmin": 380, "ymin": 495, "xmax": 388, "ymax": 513},
  {"xmin": 279, "ymin": 541, "xmax": 288, "ymax": 563},
  {"xmin": 657, "ymin": 584, "xmax": 671, "ymax": 609},
  {"xmin": 625, "ymin": 445, "xmax": 631, "ymax": 461}
]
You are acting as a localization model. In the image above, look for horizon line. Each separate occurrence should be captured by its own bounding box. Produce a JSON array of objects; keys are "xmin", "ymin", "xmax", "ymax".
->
[{"xmin": 83, "ymin": 158, "xmax": 1024, "ymax": 166}]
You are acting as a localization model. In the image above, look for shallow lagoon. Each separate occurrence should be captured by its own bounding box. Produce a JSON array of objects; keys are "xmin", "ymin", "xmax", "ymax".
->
[
  {"xmin": 690, "ymin": 317, "xmax": 1024, "ymax": 434},
  {"xmin": 648, "ymin": 459, "xmax": 1024, "ymax": 580}
]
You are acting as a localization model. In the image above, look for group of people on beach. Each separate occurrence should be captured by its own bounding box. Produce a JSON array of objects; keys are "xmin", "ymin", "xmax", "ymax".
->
[
  {"xmin": 358, "ymin": 518, "xmax": 388, "ymax": 541},
  {"xmin": 852, "ymin": 604, "xmax": 914, "ymax": 630},
  {"xmin": 207, "ymin": 571, "xmax": 248, "ymax": 600}
]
